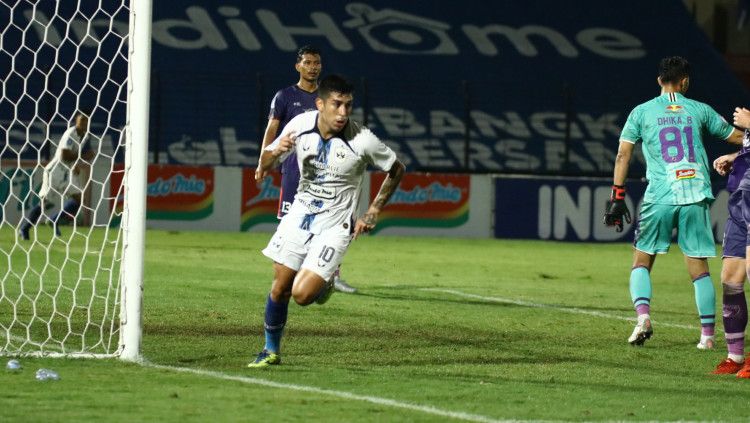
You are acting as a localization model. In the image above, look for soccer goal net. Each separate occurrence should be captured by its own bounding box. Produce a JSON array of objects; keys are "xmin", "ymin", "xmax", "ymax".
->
[{"xmin": 0, "ymin": 1, "xmax": 150, "ymax": 360}]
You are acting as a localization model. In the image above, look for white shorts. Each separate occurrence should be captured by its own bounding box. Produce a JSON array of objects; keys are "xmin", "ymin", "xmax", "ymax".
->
[
  {"xmin": 38, "ymin": 162, "xmax": 82, "ymax": 200},
  {"xmin": 262, "ymin": 218, "xmax": 352, "ymax": 281}
]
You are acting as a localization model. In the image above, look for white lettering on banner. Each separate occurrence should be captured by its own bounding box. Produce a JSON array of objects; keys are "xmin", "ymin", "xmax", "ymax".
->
[
  {"xmin": 219, "ymin": 7, "xmax": 262, "ymax": 50},
  {"xmin": 256, "ymin": 9, "xmax": 353, "ymax": 52},
  {"xmin": 153, "ymin": 6, "xmax": 229, "ymax": 50},
  {"xmin": 407, "ymin": 139, "xmax": 454, "ymax": 168},
  {"xmin": 535, "ymin": 184, "xmax": 728, "ymax": 241},
  {"xmin": 21, "ymin": 4, "xmax": 645, "ymax": 60},
  {"xmin": 374, "ymin": 108, "xmax": 427, "ymax": 136},
  {"xmin": 149, "ymin": 108, "xmax": 625, "ymax": 170}
]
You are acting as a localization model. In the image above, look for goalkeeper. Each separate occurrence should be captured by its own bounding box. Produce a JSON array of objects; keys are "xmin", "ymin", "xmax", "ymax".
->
[
  {"xmin": 604, "ymin": 56, "xmax": 743, "ymax": 348},
  {"xmin": 18, "ymin": 112, "xmax": 92, "ymax": 240}
]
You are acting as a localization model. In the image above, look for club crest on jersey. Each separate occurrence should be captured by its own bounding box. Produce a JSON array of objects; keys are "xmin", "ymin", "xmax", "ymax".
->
[
  {"xmin": 666, "ymin": 104, "xmax": 683, "ymax": 113},
  {"xmin": 333, "ymin": 147, "xmax": 347, "ymax": 162},
  {"xmin": 675, "ymin": 169, "xmax": 696, "ymax": 179}
]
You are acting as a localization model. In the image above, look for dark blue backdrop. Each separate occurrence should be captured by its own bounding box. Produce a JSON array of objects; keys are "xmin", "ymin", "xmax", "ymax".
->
[{"xmin": 2, "ymin": 1, "xmax": 748, "ymax": 176}]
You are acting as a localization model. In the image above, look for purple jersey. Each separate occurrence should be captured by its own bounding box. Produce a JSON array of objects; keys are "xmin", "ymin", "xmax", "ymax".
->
[
  {"xmin": 268, "ymin": 84, "xmax": 317, "ymax": 217},
  {"xmin": 730, "ymin": 130, "xmax": 750, "ymax": 193}
]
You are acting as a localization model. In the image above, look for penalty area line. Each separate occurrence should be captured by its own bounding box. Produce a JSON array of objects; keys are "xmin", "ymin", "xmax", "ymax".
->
[
  {"xmin": 144, "ymin": 362, "xmax": 515, "ymax": 423},
  {"xmin": 421, "ymin": 288, "xmax": 697, "ymax": 331}
]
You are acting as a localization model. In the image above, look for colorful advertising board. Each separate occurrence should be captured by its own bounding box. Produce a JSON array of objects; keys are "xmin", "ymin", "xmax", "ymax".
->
[
  {"xmin": 370, "ymin": 173, "xmax": 470, "ymax": 233},
  {"xmin": 240, "ymin": 169, "xmax": 282, "ymax": 231},
  {"xmin": 110, "ymin": 164, "xmax": 215, "ymax": 221}
]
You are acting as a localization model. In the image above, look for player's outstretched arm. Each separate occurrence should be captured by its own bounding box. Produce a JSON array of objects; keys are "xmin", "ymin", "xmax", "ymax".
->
[
  {"xmin": 354, "ymin": 160, "xmax": 406, "ymax": 239},
  {"xmin": 713, "ymin": 151, "xmax": 739, "ymax": 176},
  {"xmin": 734, "ymin": 107, "xmax": 750, "ymax": 129},
  {"xmin": 256, "ymin": 118, "xmax": 281, "ymax": 181}
]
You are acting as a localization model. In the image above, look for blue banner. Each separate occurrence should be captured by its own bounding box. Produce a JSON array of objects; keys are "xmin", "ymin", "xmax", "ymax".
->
[
  {"xmin": 2, "ymin": 1, "xmax": 748, "ymax": 176},
  {"xmin": 494, "ymin": 176, "xmax": 730, "ymax": 242}
]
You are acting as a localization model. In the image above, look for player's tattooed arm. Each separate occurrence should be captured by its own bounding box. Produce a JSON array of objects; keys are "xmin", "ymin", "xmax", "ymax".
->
[
  {"xmin": 259, "ymin": 131, "xmax": 296, "ymax": 172},
  {"xmin": 354, "ymin": 160, "xmax": 405, "ymax": 239}
]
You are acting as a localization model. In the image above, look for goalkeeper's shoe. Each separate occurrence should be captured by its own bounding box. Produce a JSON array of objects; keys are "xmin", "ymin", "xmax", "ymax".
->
[
  {"xmin": 18, "ymin": 228, "xmax": 29, "ymax": 241},
  {"xmin": 628, "ymin": 315, "xmax": 653, "ymax": 346},
  {"xmin": 315, "ymin": 277, "xmax": 335, "ymax": 305},
  {"xmin": 696, "ymin": 336, "xmax": 715, "ymax": 350},
  {"xmin": 713, "ymin": 358, "xmax": 744, "ymax": 375},
  {"xmin": 247, "ymin": 350, "xmax": 280, "ymax": 368}
]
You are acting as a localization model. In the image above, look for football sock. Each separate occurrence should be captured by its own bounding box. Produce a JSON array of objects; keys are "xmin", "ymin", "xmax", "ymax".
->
[
  {"xmin": 629, "ymin": 266, "xmax": 652, "ymax": 317},
  {"xmin": 263, "ymin": 295, "xmax": 288, "ymax": 354},
  {"xmin": 693, "ymin": 273, "xmax": 716, "ymax": 336},
  {"xmin": 722, "ymin": 282, "xmax": 747, "ymax": 359},
  {"xmin": 52, "ymin": 198, "xmax": 80, "ymax": 223},
  {"xmin": 20, "ymin": 204, "xmax": 42, "ymax": 232}
]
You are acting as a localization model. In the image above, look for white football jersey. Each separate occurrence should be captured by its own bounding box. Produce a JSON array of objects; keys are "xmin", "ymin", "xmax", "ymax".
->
[
  {"xmin": 265, "ymin": 110, "xmax": 397, "ymax": 235},
  {"xmin": 54, "ymin": 126, "xmax": 88, "ymax": 164}
]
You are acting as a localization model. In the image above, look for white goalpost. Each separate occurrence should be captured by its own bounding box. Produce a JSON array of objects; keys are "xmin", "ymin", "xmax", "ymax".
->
[{"xmin": 0, "ymin": 0, "xmax": 151, "ymax": 361}]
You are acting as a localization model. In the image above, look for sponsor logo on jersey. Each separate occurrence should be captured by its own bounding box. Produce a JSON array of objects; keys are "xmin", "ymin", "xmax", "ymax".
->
[
  {"xmin": 675, "ymin": 169, "xmax": 696, "ymax": 179},
  {"xmin": 334, "ymin": 147, "xmax": 347, "ymax": 161},
  {"xmin": 666, "ymin": 104, "xmax": 683, "ymax": 112}
]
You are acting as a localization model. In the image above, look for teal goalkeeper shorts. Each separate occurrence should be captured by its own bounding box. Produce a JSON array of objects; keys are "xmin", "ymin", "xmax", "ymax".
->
[{"xmin": 633, "ymin": 200, "xmax": 716, "ymax": 258}]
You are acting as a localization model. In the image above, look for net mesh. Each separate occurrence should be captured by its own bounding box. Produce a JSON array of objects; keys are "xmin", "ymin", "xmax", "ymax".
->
[{"xmin": 0, "ymin": 1, "xmax": 130, "ymax": 357}]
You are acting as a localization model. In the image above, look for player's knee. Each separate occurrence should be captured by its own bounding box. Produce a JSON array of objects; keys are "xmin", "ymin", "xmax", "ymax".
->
[
  {"xmin": 269, "ymin": 285, "xmax": 291, "ymax": 303},
  {"xmin": 290, "ymin": 285, "xmax": 316, "ymax": 306}
]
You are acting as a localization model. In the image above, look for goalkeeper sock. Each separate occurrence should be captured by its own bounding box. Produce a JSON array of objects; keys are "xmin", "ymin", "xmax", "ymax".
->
[
  {"xmin": 21, "ymin": 204, "xmax": 43, "ymax": 232},
  {"xmin": 693, "ymin": 273, "xmax": 716, "ymax": 336},
  {"xmin": 722, "ymin": 282, "xmax": 747, "ymax": 359},
  {"xmin": 52, "ymin": 198, "xmax": 80, "ymax": 223},
  {"xmin": 629, "ymin": 266, "xmax": 652, "ymax": 317},
  {"xmin": 263, "ymin": 295, "xmax": 288, "ymax": 354}
]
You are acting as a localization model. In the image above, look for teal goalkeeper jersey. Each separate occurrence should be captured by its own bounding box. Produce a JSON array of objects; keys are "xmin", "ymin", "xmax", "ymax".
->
[{"xmin": 620, "ymin": 92, "xmax": 734, "ymax": 205}]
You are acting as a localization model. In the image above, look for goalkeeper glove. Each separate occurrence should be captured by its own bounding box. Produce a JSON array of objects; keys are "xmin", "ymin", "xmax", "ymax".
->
[{"xmin": 603, "ymin": 184, "xmax": 631, "ymax": 232}]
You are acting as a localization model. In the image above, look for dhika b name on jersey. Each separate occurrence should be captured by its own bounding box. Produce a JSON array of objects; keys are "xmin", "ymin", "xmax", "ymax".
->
[
  {"xmin": 657, "ymin": 116, "xmax": 693, "ymax": 125},
  {"xmin": 676, "ymin": 169, "xmax": 696, "ymax": 179}
]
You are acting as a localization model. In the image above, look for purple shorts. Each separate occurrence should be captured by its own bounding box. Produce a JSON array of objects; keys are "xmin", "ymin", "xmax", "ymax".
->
[
  {"xmin": 722, "ymin": 189, "xmax": 750, "ymax": 258},
  {"xmin": 278, "ymin": 153, "xmax": 300, "ymax": 219}
]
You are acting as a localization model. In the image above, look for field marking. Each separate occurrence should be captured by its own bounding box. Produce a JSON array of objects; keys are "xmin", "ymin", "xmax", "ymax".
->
[
  {"xmin": 144, "ymin": 362, "xmax": 518, "ymax": 423},
  {"xmin": 422, "ymin": 288, "xmax": 698, "ymax": 331}
]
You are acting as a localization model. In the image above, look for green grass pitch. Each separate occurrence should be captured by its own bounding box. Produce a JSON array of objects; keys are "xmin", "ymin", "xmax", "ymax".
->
[{"xmin": 3, "ymin": 229, "xmax": 750, "ymax": 422}]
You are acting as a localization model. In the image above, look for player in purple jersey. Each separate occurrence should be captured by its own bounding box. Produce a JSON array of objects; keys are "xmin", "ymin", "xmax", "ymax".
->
[
  {"xmin": 712, "ymin": 107, "xmax": 750, "ymax": 377},
  {"xmin": 254, "ymin": 46, "xmax": 358, "ymax": 294}
]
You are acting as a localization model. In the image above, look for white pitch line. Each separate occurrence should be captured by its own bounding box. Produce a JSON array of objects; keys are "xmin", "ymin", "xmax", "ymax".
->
[
  {"xmin": 144, "ymin": 362, "xmax": 520, "ymax": 423},
  {"xmin": 421, "ymin": 288, "xmax": 698, "ymax": 331}
]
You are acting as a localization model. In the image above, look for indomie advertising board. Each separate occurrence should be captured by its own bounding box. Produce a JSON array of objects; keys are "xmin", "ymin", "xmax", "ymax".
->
[
  {"xmin": 370, "ymin": 173, "xmax": 470, "ymax": 233},
  {"xmin": 110, "ymin": 165, "xmax": 215, "ymax": 221}
]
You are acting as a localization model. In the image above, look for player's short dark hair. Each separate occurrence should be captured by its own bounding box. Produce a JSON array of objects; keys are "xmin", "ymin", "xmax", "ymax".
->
[
  {"xmin": 318, "ymin": 74, "xmax": 354, "ymax": 99},
  {"xmin": 296, "ymin": 45, "xmax": 321, "ymax": 63},
  {"xmin": 659, "ymin": 56, "xmax": 690, "ymax": 84}
]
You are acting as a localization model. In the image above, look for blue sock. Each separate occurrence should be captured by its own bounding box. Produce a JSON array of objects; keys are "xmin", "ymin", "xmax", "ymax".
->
[
  {"xmin": 263, "ymin": 295, "xmax": 288, "ymax": 354},
  {"xmin": 630, "ymin": 266, "xmax": 652, "ymax": 314},
  {"xmin": 21, "ymin": 204, "xmax": 42, "ymax": 232},
  {"xmin": 52, "ymin": 198, "xmax": 80, "ymax": 223},
  {"xmin": 693, "ymin": 273, "xmax": 716, "ymax": 332}
]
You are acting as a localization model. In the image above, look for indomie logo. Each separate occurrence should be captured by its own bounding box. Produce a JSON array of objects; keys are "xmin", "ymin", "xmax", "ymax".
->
[
  {"xmin": 675, "ymin": 169, "xmax": 696, "ymax": 179},
  {"xmin": 389, "ymin": 182, "xmax": 462, "ymax": 205},
  {"xmin": 148, "ymin": 174, "xmax": 207, "ymax": 196},
  {"xmin": 246, "ymin": 176, "xmax": 280, "ymax": 206}
]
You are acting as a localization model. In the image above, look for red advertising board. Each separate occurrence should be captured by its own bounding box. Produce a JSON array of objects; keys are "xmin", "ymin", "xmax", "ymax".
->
[
  {"xmin": 369, "ymin": 173, "xmax": 470, "ymax": 232},
  {"xmin": 110, "ymin": 164, "xmax": 214, "ymax": 221},
  {"xmin": 240, "ymin": 169, "xmax": 282, "ymax": 230}
]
